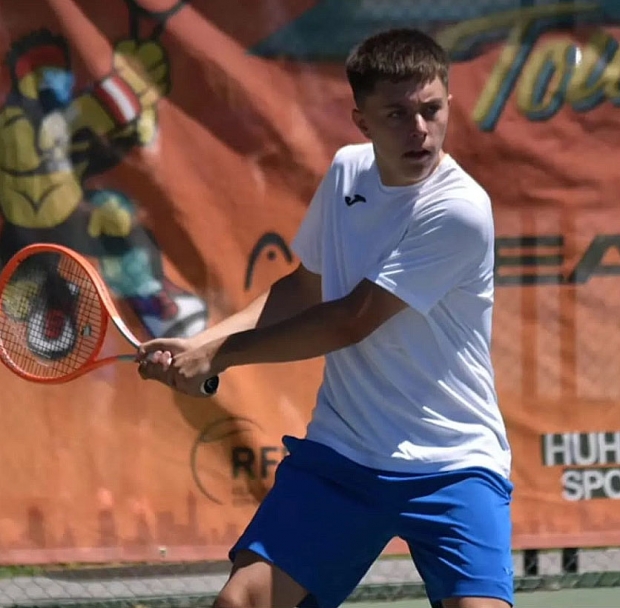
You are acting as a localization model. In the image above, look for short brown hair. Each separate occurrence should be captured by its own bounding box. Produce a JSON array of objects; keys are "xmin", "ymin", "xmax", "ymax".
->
[{"xmin": 345, "ymin": 28, "xmax": 450, "ymax": 106}]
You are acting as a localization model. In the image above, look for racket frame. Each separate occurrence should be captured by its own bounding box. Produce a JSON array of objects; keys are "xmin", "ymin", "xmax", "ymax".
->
[
  {"xmin": 0, "ymin": 244, "xmax": 141, "ymax": 384},
  {"xmin": 0, "ymin": 243, "xmax": 219, "ymax": 395}
]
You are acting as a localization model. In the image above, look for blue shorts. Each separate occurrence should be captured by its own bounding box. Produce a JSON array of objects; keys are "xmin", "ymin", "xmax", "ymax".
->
[{"xmin": 230, "ymin": 436, "xmax": 514, "ymax": 608}]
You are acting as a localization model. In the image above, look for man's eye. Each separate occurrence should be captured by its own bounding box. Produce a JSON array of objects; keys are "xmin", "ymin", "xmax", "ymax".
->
[{"xmin": 423, "ymin": 106, "xmax": 441, "ymax": 119}]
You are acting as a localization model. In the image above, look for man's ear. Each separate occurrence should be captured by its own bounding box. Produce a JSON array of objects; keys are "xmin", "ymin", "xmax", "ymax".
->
[{"xmin": 352, "ymin": 108, "xmax": 370, "ymax": 138}]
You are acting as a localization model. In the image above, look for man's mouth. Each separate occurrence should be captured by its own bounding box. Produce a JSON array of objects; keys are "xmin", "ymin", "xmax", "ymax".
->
[{"xmin": 402, "ymin": 149, "xmax": 431, "ymax": 160}]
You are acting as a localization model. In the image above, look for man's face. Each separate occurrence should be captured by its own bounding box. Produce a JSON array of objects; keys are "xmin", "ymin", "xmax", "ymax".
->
[{"xmin": 352, "ymin": 76, "xmax": 451, "ymax": 186}]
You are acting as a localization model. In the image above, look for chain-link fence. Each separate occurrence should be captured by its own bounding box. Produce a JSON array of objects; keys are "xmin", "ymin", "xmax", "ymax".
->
[{"xmin": 2, "ymin": 548, "xmax": 620, "ymax": 607}]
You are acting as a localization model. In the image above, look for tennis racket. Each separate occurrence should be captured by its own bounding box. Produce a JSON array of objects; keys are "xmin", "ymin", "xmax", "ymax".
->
[{"xmin": 0, "ymin": 243, "xmax": 219, "ymax": 395}]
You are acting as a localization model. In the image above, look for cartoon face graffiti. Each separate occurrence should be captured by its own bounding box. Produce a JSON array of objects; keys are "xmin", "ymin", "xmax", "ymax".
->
[{"xmin": 0, "ymin": 2, "xmax": 208, "ymax": 342}]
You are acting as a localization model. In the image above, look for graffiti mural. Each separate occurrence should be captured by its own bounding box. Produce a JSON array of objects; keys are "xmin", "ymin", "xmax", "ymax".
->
[{"xmin": 0, "ymin": 0, "xmax": 208, "ymax": 340}]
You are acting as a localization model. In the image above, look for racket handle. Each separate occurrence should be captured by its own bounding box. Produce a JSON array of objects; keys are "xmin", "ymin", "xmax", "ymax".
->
[{"xmin": 201, "ymin": 375, "xmax": 219, "ymax": 396}]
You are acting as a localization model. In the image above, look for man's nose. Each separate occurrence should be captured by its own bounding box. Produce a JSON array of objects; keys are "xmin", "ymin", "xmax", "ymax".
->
[
  {"xmin": 407, "ymin": 113, "xmax": 427, "ymax": 140},
  {"xmin": 413, "ymin": 113, "xmax": 428, "ymax": 135}
]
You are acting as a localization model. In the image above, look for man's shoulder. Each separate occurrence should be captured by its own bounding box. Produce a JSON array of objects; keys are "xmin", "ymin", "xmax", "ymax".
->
[
  {"xmin": 417, "ymin": 157, "xmax": 494, "ymax": 234},
  {"xmin": 438, "ymin": 156, "xmax": 491, "ymax": 206},
  {"xmin": 331, "ymin": 143, "xmax": 374, "ymax": 169}
]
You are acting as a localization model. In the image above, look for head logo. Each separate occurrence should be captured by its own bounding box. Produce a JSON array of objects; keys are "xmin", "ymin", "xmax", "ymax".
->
[{"xmin": 244, "ymin": 232, "xmax": 294, "ymax": 291}]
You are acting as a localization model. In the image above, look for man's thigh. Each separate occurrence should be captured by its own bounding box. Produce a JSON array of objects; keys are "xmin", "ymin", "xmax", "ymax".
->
[
  {"xmin": 228, "ymin": 439, "xmax": 393, "ymax": 607},
  {"xmin": 399, "ymin": 467, "xmax": 514, "ymax": 608}
]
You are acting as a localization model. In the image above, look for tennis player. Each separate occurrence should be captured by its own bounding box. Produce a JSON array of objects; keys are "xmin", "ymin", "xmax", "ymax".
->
[{"xmin": 137, "ymin": 28, "xmax": 513, "ymax": 608}]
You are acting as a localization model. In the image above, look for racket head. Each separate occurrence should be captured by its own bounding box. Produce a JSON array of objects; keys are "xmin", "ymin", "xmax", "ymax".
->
[{"xmin": 0, "ymin": 244, "xmax": 133, "ymax": 383}]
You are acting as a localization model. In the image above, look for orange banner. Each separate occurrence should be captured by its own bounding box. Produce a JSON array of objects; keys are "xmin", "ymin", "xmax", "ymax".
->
[{"xmin": 1, "ymin": 0, "xmax": 620, "ymax": 564}]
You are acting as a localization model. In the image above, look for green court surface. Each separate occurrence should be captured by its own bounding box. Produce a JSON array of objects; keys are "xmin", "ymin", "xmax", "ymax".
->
[{"xmin": 346, "ymin": 587, "xmax": 619, "ymax": 607}]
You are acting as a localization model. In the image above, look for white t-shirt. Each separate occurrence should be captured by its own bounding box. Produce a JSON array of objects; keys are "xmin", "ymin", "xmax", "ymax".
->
[{"xmin": 291, "ymin": 143, "xmax": 511, "ymax": 478}]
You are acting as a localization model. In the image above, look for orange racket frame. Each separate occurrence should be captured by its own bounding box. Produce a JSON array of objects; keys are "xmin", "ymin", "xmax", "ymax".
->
[{"xmin": 0, "ymin": 243, "xmax": 219, "ymax": 394}]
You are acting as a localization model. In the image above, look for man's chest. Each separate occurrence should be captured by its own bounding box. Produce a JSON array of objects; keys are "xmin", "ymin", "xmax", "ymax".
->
[{"xmin": 320, "ymin": 186, "xmax": 415, "ymax": 298}]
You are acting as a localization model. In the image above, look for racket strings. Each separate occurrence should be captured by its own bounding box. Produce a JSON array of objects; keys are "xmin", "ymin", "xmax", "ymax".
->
[{"xmin": 0, "ymin": 252, "xmax": 105, "ymax": 379}]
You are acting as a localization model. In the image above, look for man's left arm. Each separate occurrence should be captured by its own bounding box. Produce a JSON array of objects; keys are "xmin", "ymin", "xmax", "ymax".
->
[
  {"xmin": 213, "ymin": 278, "xmax": 408, "ymax": 368},
  {"xmin": 139, "ymin": 279, "xmax": 407, "ymax": 395},
  {"xmin": 215, "ymin": 195, "xmax": 490, "ymax": 371},
  {"xmin": 140, "ymin": 197, "xmax": 490, "ymax": 394}
]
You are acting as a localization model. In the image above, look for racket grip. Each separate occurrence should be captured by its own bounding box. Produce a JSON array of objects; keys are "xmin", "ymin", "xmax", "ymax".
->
[{"xmin": 201, "ymin": 376, "xmax": 219, "ymax": 396}]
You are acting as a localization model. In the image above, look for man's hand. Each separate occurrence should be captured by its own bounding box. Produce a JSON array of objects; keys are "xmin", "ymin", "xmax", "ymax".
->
[
  {"xmin": 137, "ymin": 336, "xmax": 226, "ymax": 398},
  {"xmin": 136, "ymin": 337, "xmax": 185, "ymax": 389}
]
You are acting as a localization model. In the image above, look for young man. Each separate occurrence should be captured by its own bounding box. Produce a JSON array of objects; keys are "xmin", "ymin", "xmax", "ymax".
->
[{"xmin": 137, "ymin": 28, "xmax": 513, "ymax": 608}]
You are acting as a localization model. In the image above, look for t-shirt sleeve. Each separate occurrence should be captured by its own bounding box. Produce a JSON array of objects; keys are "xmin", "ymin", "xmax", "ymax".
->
[
  {"xmin": 290, "ymin": 165, "xmax": 335, "ymax": 274},
  {"xmin": 365, "ymin": 198, "xmax": 492, "ymax": 315}
]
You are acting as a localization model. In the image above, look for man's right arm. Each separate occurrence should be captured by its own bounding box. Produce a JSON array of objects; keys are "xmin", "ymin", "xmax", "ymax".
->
[{"xmin": 190, "ymin": 263, "xmax": 322, "ymax": 345}]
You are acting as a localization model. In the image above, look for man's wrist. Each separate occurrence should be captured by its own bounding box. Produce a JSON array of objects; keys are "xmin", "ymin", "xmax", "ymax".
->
[{"xmin": 209, "ymin": 334, "xmax": 236, "ymax": 374}]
